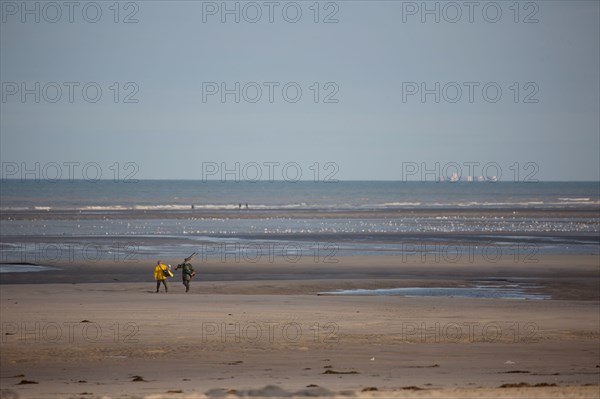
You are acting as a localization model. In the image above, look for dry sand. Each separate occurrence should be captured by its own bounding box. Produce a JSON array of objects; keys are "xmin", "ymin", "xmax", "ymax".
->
[{"xmin": 1, "ymin": 255, "xmax": 599, "ymax": 398}]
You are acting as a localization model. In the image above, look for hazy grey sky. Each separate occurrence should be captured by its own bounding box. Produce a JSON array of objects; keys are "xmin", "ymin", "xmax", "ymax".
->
[{"xmin": 1, "ymin": 0, "xmax": 599, "ymax": 180}]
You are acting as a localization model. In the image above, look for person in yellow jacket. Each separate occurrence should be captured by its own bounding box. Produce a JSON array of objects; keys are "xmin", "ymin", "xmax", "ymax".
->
[{"xmin": 154, "ymin": 260, "xmax": 172, "ymax": 293}]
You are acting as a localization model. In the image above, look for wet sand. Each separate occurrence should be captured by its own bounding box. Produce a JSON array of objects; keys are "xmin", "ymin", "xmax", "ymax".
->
[
  {"xmin": 1, "ymin": 255, "xmax": 599, "ymax": 300},
  {"xmin": 1, "ymin": 255, "xmax": 599, "ymax": 398}
]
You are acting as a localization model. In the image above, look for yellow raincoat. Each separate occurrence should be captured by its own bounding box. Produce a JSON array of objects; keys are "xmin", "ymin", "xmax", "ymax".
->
[{"xmin": 154, "ymin": 263, "xmax": 172, "ymax": 280}]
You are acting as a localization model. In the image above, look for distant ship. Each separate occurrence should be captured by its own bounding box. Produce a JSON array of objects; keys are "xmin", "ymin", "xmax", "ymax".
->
[{"xmin": 438, "ymin": 174, "xmax": 496, "ymax": 182}]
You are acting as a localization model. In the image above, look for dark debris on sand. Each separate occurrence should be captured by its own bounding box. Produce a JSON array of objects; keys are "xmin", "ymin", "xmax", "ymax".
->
[
  {"xmin": 401, "ymin": 386, "xmax": 424, "ymax": 391},
  {"xmin": 16, "ymin": 380, "xmax": 38, "ymax": 385},
  {"xmin": 499, "ymin": 382, "xmax": 559, "ymax": 388},
  {"xmin": 205, "ymin": 385, "xmax": 334, "ymax": 397},
  {"xmin": 501, "ymin": 370, "xmax": 531, "ymax": 374},
  {"xmin": 322, "ymin": 370, "xmax": 359, "ymax": 375}
]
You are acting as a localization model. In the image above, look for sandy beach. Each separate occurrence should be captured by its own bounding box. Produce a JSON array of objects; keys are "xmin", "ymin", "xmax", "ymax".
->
[
  {"xmin": 1, "ymin": 254, "xmax": 598, "ymax": 398},
  {"xmin": 2, "ymin": 0, "xmax": 599, "ymax": 396}
]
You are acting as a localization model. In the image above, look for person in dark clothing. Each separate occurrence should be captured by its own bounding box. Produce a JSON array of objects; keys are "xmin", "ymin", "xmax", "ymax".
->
[{"xmin": 175, "ymin": 260, "xmax": 196, "ymax": 292}]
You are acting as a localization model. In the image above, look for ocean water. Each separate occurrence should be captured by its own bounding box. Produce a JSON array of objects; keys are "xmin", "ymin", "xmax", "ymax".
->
[
  {"xmin": 0, "ymin": 264, "xmax": 60, "ymax": 273},
  {"xmin": 319, "ymin": 287, "xmax": 550, "ymax": 300},
  {"xmin": 1, "ymin": 181, "xmax": 598, "ymax": 265},
  {"xmin": 1, "ymin": 180, "xmax": 599, "ymax": 211}
]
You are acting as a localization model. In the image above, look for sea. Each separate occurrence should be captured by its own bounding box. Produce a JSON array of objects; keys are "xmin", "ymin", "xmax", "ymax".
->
[
  {"xmin": 1, "ymin": 181, "xmax": 599, "ymax": 268},
  {"xmin": 2, "ymin": 180, "xmax": 599, "ymax": 212}
]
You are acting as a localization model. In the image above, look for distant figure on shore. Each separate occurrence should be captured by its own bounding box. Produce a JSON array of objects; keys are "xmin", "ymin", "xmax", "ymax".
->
[
  {"xmin": 153, "ymin": 260, "xmax": 171, "ymax": 293},
  {"xmin": 191, "ymin": 204, "xmax": 194, "ymax": 209},
  {"xmin": 245, "ymin": 203, "xmax": 249, "ymax": 209},
  {"xmin": 239, "ymin": 203, "xmax": 242, "ymax": 209}
]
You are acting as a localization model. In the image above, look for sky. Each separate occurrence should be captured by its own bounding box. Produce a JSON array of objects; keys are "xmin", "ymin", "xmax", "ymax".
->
[{"xmin": 1, "ymin": 0, "xmax": 599, "ymax": 181}]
